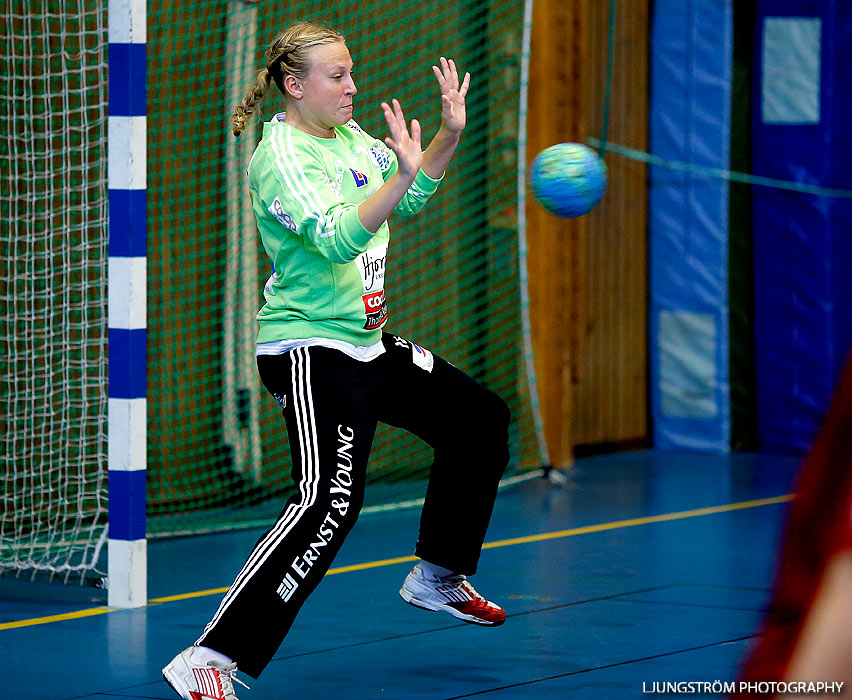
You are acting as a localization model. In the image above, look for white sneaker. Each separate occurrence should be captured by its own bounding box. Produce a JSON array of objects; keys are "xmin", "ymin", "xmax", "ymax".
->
[
  {"xmin": 163, "ymin": 646, "xmax": 250, "ymax": 700},
  {"xmin": 399, "ymin": 563, "xmax": 506, "ymax": 626}
]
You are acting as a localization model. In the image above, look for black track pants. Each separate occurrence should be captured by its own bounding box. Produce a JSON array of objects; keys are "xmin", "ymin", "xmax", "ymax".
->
[{"xmin": 196, "ymin": 333, "xmax": 510, "ymax": 677}]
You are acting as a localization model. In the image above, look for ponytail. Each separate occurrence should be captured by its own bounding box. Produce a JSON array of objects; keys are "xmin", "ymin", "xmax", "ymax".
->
[{"xmin": 231, "ymin": 68, "xmax": 273, "ymax": 137}]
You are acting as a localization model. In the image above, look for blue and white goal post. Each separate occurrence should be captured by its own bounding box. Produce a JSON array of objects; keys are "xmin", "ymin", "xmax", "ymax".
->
[{"xmin": 107, "ymin": 0, "xmax": 147, "ymax": 608}]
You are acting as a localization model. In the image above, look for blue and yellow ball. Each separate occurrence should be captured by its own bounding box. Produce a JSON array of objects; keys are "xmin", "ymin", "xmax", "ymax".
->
[{"xmin": 529, "ymin": 143, "xmax": 607, "ymax": 218}]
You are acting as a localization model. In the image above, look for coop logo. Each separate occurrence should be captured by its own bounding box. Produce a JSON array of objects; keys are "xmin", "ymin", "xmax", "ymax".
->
[
  {"xmin": 362, "ymin": 290, "xmax": 388, "ymax": 329},
  {"xmin": 350, "ymin": 168, "xmax": 369, "ymax": 188},
  {"xmin": 362, "ymin": 289, "xmax": 385, "ymax": 312},
  {"xmin": 357, "ymin": 244, "xmax": 387, "ymax": 292},
  {"xmin": 268, "ymin": 197, "xmax": 297, "ymax": 232}
]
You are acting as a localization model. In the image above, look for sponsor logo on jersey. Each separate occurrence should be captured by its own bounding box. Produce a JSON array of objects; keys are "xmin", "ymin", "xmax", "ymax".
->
[
  {"xmin": 363, "ymin": 290, "xmax": 388, "ymax": 329},
  {"xmin": 357, "ymin": 244, "xmax": 387, "ymax": 292},
  {"xmin": 362, "ymin": 289, "xmax": 385, "ymax": 312},
  {"xmin": 364, "ymin": 298, "xmax": 388, "ymax": 331},
  {"xmin": 370, "ymin": 140, "xmax": 391, "ymax": 172},
  {"xmin": 268, "ymin": 197, "xmax": 297, "ymax": 232},
  {"xmin": 411, "ymin": 342, "xmax": 434, "ymax": 373},
  {"xmin": 350, "ymin": 168, "xmax": 369, "ymax": 188}
]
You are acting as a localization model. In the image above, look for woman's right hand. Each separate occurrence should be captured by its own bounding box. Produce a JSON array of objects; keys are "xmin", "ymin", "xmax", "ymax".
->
[
  {"xmin": 356, "ymin": 99, "xmax": 423, "ymax": 233},
  {"xmin": 381, "ymin": 99, "xmax": 422, "ymax": 183}
]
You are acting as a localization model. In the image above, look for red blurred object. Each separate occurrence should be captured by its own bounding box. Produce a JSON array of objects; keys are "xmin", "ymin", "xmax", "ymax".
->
[{"xmin": 739, "ymin": 351, "xmax": 852, "ymax": 686}]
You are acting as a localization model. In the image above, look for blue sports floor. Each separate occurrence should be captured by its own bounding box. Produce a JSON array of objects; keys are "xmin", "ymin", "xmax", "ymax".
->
[{"xmin": 2, "ymin": 450, "xmax": 801, "ymax": 700}]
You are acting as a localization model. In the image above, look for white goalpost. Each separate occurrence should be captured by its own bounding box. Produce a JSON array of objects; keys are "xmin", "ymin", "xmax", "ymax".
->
[{"xmin": 106, "ymin": 0, "xmax": 148, "ymax": 608}]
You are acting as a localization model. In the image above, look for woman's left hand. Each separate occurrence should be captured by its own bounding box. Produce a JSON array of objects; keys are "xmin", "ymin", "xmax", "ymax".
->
[{"xmin": 432, "ymin": 57, "xmax": 470, "ymax": 134}]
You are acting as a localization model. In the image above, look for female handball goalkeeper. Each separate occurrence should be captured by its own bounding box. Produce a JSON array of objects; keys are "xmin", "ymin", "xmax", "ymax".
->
[{"xmin": 163, "ymin": 20, "xmax": 510, "ymax": 700}]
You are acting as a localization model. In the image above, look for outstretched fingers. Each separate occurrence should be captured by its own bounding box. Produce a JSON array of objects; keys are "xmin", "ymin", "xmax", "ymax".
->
[
  {"xmin": 432, "ymin": 57, "xmax": 470, "ymax": 99},
  {"xmin": 432, "ymin": 56, "xmax": 457, "ymax": 93},
  {"xmin": 410, "ymin": 116, "xmax": 422, "ymax": 145},
  {"xmin": 446, "ymin": 57, "xmax": 459, "ymax": 91},
  {"xmin": 382, "ymin": 98, "xmax": 414, "ymax": 149},
  {"xmin": 432, "ymin": 63, "xmax": 446, "ymax": 90},
  {"xmin": 381, "ymin": 99, "xmax": 422, "ymax": 177},
  {"xmin": 381, "ymin": 101, "xmax": 395, "ymax": 147},
  {"xmin": 458, "ymin": 69, "xmax": 470, "ymax": 98},
  {"xmin": 431, "ymin": 56, "xmax": 470, "ymax": 133},
  {"xmin": 391, "ymin": 98, "xmax": 408, "ymax": 132}
]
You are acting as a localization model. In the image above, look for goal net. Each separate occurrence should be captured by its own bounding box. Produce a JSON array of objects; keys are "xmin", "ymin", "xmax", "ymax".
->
[{"xmin": 0, "ymin": 2, "xmax": 110, "ymax": 584}]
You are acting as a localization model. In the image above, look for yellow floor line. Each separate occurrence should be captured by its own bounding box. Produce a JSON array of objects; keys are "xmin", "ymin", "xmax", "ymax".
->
[
  {"xmin": 0, "ymin": 493, "xmax": 793, "ymax": 632},
  {"xmin": 0, "ymin": 606, "xmax": 114, "ymax": 630},
  {"xmin": 482, "ymin": 494, "xmax": 794, "ymax": 549}
]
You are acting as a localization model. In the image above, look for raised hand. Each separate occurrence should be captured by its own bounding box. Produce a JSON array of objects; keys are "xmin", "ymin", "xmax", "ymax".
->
[
  {"xmin": 432, "ymin": 57, "xmax": 470, "ymax": 134},
  {"xmin": 381, "ymin": 98, "xmax": 422, "ymax": 182}
]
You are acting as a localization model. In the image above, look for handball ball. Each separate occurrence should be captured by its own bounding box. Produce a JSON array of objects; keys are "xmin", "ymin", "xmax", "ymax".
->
[{"xmin": 530, "ymin": 143, "xmax": 607, "ymax": 218}]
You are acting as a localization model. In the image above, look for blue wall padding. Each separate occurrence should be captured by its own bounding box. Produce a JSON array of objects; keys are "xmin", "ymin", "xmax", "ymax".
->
[
  {"xmin": 649, "ymin": 0, "xmax": 733, "ymax": 451},
  {"xmin": 752, "ymin": 1, "xmax": 852, "ymax": 452}
]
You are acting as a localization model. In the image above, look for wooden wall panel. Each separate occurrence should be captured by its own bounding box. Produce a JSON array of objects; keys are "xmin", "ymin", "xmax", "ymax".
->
[
  {"xmin": 526, "ymin": 0, "xmax": 586, "ymax": 466},
  {"xmin": 527, "ymin": 0, "xmax": 648, "ymax": 461},
  {"xmin": 571, "ymin": 1, "xmax": 649, "ymax": 447}
]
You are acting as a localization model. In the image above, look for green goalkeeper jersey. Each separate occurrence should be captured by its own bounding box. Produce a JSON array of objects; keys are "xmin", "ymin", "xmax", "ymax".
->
[{"xmin": 248, "ymin": 113, "xmax": 442, "ymax": 346}]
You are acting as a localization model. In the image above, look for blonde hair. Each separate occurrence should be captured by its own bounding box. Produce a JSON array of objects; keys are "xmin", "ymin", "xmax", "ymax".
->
[{"xmin": 231, "ymin": 22, "xmax": 345, "ymax": 137}]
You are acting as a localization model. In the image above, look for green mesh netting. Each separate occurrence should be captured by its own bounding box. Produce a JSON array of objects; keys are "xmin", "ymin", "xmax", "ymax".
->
[
  {"xmin": 146, "ymin": 1, "xmax": 541, "ymax": 536},
  {"xmin": 0, "ymin": 2, "xmax": 109, "ymax": 583}
]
